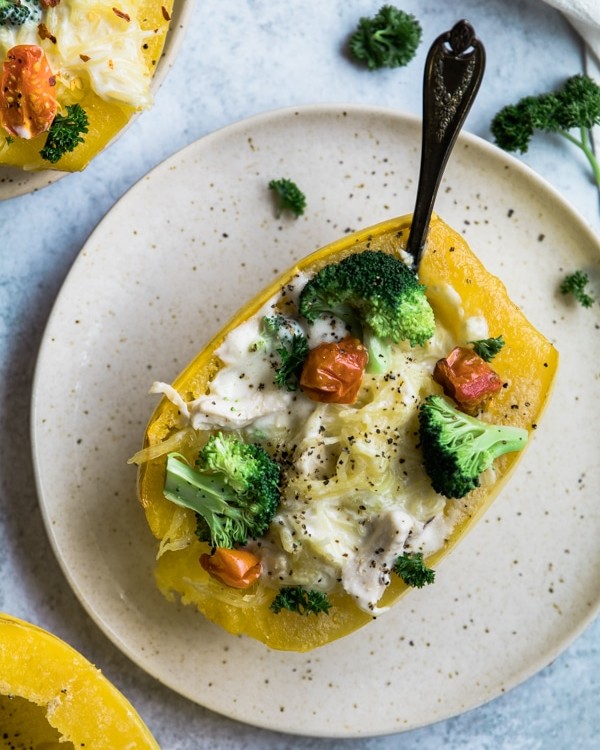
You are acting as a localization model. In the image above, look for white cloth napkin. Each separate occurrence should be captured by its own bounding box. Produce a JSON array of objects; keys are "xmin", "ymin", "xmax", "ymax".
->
[{"xmin": 541, "ymin": 0, "xmax": 600, "ymax": 64}]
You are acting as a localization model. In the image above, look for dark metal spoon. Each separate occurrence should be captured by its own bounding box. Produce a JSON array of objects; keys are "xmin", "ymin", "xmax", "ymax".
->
[{"xmin": 406, "ymin": 20, "xmax": 486, "ymax": 267}]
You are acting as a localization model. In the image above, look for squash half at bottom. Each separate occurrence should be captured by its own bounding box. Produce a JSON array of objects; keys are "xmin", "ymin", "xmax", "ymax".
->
[
  {"xmin": 136, "ymin": 213, "xmax": 558, "ymax": 652},
  {"xmin": 0, "ymin": 613, "xmax": 159, "ymax": 749}
]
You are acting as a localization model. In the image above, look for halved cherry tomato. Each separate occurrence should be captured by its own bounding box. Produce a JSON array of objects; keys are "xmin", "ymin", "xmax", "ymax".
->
[
  {"xmin": 433, "ymin": 345, "xmax": 502, "ymax": 414},
  {"xmin": 0, "ymin": 45, "xmax": 58, "ymax": 139},
  {"xmin": 200, "ymin": 547, "xmax": 262, "ymax": 589},
  {"xmin": 299, "ymin": 336, "xmax": 368, "ymax": 404}
]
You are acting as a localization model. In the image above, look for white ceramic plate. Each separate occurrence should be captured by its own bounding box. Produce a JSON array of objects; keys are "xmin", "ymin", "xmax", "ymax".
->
[
  {"xmin": 31, "ymin": 105, "xmax": 600, "ymax": 738},
  {"xmin": 0, "ymin": 0, "xmax": 193, "ymax": 201}
]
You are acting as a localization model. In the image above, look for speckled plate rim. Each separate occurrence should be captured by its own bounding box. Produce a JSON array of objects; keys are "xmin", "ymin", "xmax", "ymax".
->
[
  {"xmin": 30, "ymin": 103, "xmax": 600, "ymax": 738},
  {"xmin": 0, "ymin": 0, "xmax": 194, "ymax": 201}
]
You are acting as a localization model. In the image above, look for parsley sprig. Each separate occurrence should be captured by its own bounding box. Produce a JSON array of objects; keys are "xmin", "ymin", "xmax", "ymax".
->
[
  {"xmin": 393, "ymin": 552, "xmax": 435, "ymax": 588},
  {"xmin": 560, "ymin": 270, "xmax": 595, "ymax": 308},
  {"xmin": 40, "ymin": 104, "xmax": 89, "ymax": 164},
  {"xmin": 268, "ymin": 178, "xmax": 306, "ymax": 218},
  {"xmin": 270, "ymin": 586, "xmax": 331, "ymax": 615},
  {"xmin": 470, "ymin": 335, "xmax": 505, "ymax": 362}
]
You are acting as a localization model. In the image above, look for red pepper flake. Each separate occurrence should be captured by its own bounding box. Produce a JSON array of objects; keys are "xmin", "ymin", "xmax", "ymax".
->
[
  {"xmin": 40, "ymin": 0, "xmax": 61, "ymax": 7},
  {"xmin": 37, "ymin": 23, "xmax": 57, "ymax": 44},
  {"xmin": 161, "ymin": 6, "xmax": 171, "ymax": 21},
  {"xmin": 112, "ymin": 7, "xmax": 131, "ymax": 21},
  {"xmin": 433, "ymin": 346, "xmax": 502, "ymax": 415},
  {"xmin": 79, "ymin": 54, "xmax": 90, "ymax": 62}
]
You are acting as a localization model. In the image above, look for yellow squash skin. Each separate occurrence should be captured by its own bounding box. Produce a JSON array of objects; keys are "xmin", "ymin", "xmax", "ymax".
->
[
  {"xmin": 137, "ymin": 214, "xmax": 558, "ymax": 652},
  {"xmin": 0, "ymin": 613, "xmax": 160, "ymax": 748},
  {"xmin": 0, "ymin": 1, "xmax": 173, "ymax": 172}
]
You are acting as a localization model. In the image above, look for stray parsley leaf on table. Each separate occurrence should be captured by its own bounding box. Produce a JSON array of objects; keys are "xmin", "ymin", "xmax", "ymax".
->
[
  {"xmin": 349, "ymin": 5, "xmax": 422, "ymax": 70},
  {"xmin": 268, "ymin": 178, "xmax": 306, "ymax": 218},
  {"xmin": 491, "ymin": 75, "xmax": 600, "ymax": 189},
  {"xmin": 560, "ymin": 270, "xmax": 595, "ymax": 308}
]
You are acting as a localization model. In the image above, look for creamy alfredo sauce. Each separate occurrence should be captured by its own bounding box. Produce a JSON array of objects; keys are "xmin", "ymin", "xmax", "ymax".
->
[{"xmin": 153, "ymin": 273, "xmax": 490, "ymax": 614}]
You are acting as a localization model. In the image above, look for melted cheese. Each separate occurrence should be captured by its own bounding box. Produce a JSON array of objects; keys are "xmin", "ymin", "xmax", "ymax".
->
[
  {"xmin": 151, "ymin": 275, "xmax": 489, "ymax": 614},
  {"xmin": 0, "ymin": 1, "xmax": 155, "ymax": 109}
]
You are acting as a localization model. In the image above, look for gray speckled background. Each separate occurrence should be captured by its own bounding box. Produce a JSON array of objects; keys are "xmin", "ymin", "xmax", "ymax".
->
[{"xmin": 1, "ymin": 1, "xmax": 599, "ymax": 748}]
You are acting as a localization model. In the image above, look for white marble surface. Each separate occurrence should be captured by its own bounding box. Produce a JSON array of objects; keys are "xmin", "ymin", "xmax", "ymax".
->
[{"xmin": 0, "ymin": 1, "xmax": 598, "ymax": 748}]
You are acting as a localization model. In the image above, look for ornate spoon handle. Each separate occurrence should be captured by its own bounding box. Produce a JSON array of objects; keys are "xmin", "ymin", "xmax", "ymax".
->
[{"xmin": 406, "ymin": 20, "xmax": 485, "ymax": 267}]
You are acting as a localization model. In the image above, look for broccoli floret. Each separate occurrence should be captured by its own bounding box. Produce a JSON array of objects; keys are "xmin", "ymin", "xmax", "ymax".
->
[
  {"xmin": 349, "ymin": 5, "xmax": 422, "ymax": 70},
  {"xmin": 270, "ymin": 586, "xmax": 332, "ymax": 616},
  {"xmin": 268, "ymin": 178, "xmax": 306, "ymax": 218},
  {"xmin": 261, "ymin": 314, "xmax": 309, "ymax": 390},
  {"xmin": 299, "ymin": 250, "xmax": 435, "ymax": 374},
  {"xmin": 560, "ymin": 270, "xmax": 595, "ymax": 308},
  {"xmin": 40, "ymin": 104, "xmax": 89, "ymax": 164},
  {"xmin": 0, "ymin": 1, "xmax": 31, "ymax": 26},
  {"xmin": 418, "ymin": 394, "xmax": 528, "ymax": 499},
  {"xmin": 393, "ymin": 552, "xmax": 435, "ymax": 588},
  {"xmin": 491, "ymin": 75, "xmax": 600, "ymax": 188},
  {"xmin": 163, "ymin": 433, "xmax": 281, "ymax": 548}
]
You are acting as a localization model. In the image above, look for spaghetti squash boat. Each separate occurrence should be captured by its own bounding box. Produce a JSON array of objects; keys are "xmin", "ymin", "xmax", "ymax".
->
[
  {"xmin": 0, "ymin": 0, "xmax": 174, "ymax": 171},
  {"xmin": 132, "ymin": 213, "xmax": 558, "ymax": 652}
]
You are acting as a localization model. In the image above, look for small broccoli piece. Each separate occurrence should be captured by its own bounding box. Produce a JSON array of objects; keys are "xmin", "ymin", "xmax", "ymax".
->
[
  {"xmin": 40, "ymin": 104, "xmax": 89, "ymax": 164},
  {"xmin": 299, "ymin": 250, "xmax": 435, "ymax": 374},
  {"xmin": 469, "ymin": 335, "xmax": 505, "ymax": 362},
  {"xmin": 270, "ymin": 586, "xmax": 332, "ymax": 616},
  {"xmin": 268, "ymin": 178, "xmax": 306, "ymax": 218},
  {"xmin": 164, "ymin": 433, "xmax": 281, "ymax": 548},
  {"xmin": 0, "ymin": 1, "xmax": 31, "ymax": 26},
  {"xmin": 393, "ymin": 552, "xmax": 435, "ymax": 588},
  {"xmin": 418, "ymin": 394, "xmax": 528, "ymax": 499},
  {"xmin": 560, "ymin": 270, "xmax": 595, "ymax": 308},
  {"xmin": 261, "ymin": 314, "xmax": 309, "ymax": 390},
  {"xmin": 349, "ymin": 5, "xmax": 422, "ymax": 70},
  {"xmin": 491, "ymin": 75, "xmax": 600, "ymax": 188}
]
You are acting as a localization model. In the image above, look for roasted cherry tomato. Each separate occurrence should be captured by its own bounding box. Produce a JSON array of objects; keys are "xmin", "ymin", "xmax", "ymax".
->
[
  {"xmin": 0, "ymin": 45, "xmax": 58, "ymax": 139},
  {"xmin": 433, "ymin": 345, "xmax": 502, "ymax": 414},
  {"xmin": 200, "ymin": 547, "xmax": 262, "ymax": 589},
  {"xmin": 299, "ymin": 336, "xmax": 368, "ymax": 404}
]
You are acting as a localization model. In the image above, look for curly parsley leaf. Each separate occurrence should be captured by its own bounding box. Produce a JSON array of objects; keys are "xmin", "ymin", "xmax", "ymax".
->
[
  {"xmin": 274, "ymin": 335, "xmax": 309, "ymax": 391},
  {"xmin": 270, "ymin": 586, "xmax": 331, "ymax": 615},
  {"xmin": 268, "ymin": 178, "xmax": 306, "ymax": 218},
  {"xmin": 349, "ymin": 5, "xmax": 422, "ymax": 70},
  {"xmin": 470, "ymin": 335, "xmax": 505, "ymax": 362},
  {"xmin": 393, "ymin": 552, "xmax": 435, "ymax": 588},
  {"xmin": 40, "ymin": 104, "xmax": 89, "ymax": 164},
  {"xmin": 560, "ymin": 270, "xmax": 595, "ymax": 308}
]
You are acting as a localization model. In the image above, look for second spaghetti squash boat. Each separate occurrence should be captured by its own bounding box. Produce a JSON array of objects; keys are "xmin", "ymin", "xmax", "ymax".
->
[
  {"xmin": 0, "ymin": 0, "xmax": 175, "ymax": 172},
  {"xmin": 132, "ymin": 213, "xmax": 558, "ymax": 652}
]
